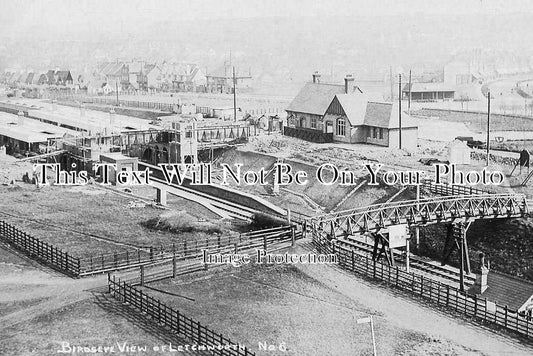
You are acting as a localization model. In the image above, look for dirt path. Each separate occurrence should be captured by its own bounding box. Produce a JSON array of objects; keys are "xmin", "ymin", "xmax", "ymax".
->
[
  {"xmin": 292, "ymin": 240, "xmax": 533, "ymax": 356},
  {"xmin": 0, "ymin": 266, "xmax": 108, "ymax": 328}
]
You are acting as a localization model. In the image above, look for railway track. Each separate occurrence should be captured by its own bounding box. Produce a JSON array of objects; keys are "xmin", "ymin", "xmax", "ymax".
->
[{"xmin": 301, "ymin": 236, "xmax": 475, "ymax": 286}]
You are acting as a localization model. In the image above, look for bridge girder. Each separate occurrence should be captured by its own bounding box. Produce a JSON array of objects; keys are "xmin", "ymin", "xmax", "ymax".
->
[{"xmin": 311, "ymin": 194, "xmax": 528, "ymax": 239}]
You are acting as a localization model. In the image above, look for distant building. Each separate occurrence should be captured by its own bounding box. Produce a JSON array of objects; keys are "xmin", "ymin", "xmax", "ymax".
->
[
  {"xmin": 163, "ymin": 63, "xmax": 206, "ymax": 92},
  {"xmin": 128, "ymin": 61, "xmax": 162, "ymax": 92},
  {"xmin": 96, "ymin": 62, "xmax": 130, "ymax": 90},
  {"xmin": 444, "ymin": 60, "xmax": 483, "ymax": 86},
  {"xmin": 206, "ymin": 63, "xmax": 252, "ymax": 94},
  {"xmin": 55, "ymin": 70, "xmax": 73, "ymax": 86},
  {"xmin": 402, "ymin": 82, "xmax": 455, "ymax": 101}
]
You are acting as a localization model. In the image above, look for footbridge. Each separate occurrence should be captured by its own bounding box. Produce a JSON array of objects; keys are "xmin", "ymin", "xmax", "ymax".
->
[{"xmin": 309, "ymin": 192, "xmax": 528, "ymax": 291}]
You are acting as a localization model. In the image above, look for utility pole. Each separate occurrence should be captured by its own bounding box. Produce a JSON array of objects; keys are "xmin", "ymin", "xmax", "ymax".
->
[
  {"xmin": 115, "ymin": 81, "xmax": 119, "ymax": 106},
  {"xmin": 398, "ymin": 74, "xmax": 402, "ymax": 150},
  {"xmin": 486, "ymin": 90, "xmax": 491, "ymax": 166},
  {"xmin": 233, "ymin": 66, "xmax": 237, "ymax": 122},
  {"xmin": 408, "ymin": 69, "xmax": 412, "ymax": 113},
  {"xmin": 389, "ymin": 66, "xmax": 394, "ymax": 102}
]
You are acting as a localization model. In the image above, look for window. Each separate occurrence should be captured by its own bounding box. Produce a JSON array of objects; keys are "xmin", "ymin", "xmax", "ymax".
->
[
  {"xmin": 372, "ymin": 127, "xmax": 377, "ymax": 139},
  {"xmin": 336, "ymin": 118, "xmax": 346, "ymax": 136},
  {"xmin": 299, "ymin": 117, "xmax": 306, "ymax": 128},
  {"xmin": 379, "ymin": 128, "xmax": 384, "ymax": 140},
  {"xmin": 310, "ymin": 116, "xmax": 317, "ymax": 129}
]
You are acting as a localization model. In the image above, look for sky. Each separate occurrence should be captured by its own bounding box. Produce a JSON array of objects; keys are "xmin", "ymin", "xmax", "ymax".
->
[
  {"xmin": 2, "ymin": 0, "xmax": 533, "ymax": 73},
  {"xmin": 2, "ymin": 0, "xmax": 533, "ymax": 28}
]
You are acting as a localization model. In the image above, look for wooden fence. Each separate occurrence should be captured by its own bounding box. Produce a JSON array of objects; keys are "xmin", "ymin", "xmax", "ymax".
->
[
  {"xmin": 0, "ymin": 221, "xmax": 299, "ymax": 278},
  {"xmin": 420, "ymin": 179, "xmax": 492, "ymax": 196},
  {"xmin": 130, "ymin": 227, "xmax": 303, "ymax": 284},
  {"xmin": 78, "ymin": 226, "xmax": 298, "ymax": 276},
  {"xmin": 313, "ymin": 234, "xmax": 533, "ymax": 340},
  {"xmin": 90, "ymin": 97, "xmax": 175, "ymax": 112},
  {"xmin": 0, "ymin": 220, "xmax": 80, "ymax": 276},
  {"xmin": 108, "ymin": 276, "xmax": 255, "ymax": 356}
]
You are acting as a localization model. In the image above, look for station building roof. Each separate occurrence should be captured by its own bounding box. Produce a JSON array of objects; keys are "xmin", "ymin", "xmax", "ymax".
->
[{"xmin": 0, "ymin": 112, "xmax": 79, "ymax": 143}]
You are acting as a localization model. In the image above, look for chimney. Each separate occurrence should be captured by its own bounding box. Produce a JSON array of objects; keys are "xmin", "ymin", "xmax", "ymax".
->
[
  {"xmin": 80, "ymin": 103, "xmax": 86, "ymax": 117},
  {"xmin": 473, "ymin": 253, "xmax": 489, "ymax": 294},
  {"xmin": 51, "ymin": 100, "xmax": 57, "ymax": 112},
  {"xmin": 312, "ymin": 71, "xmax": 321, "ymax": 83},
  {"xmin": 344, "ymin": 74, "xmax": 355, "ymax": 94},
  {"xmin": 17, "ymin": 111, "xmax": 24, "ymax": 126}
]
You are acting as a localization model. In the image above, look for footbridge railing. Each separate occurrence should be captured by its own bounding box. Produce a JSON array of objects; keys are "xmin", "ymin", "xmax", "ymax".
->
[
  {"xmin": 309, "ymin": 193, "xmax": 528, "ymax": 237},
  {"xmin": 420, "ymin": 180, "xmax": 494, "ymax": 196}
]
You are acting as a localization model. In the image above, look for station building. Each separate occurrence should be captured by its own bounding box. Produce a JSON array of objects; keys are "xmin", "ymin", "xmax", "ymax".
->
[{"xmin": 284, "ymin": 73, "xmax": 418, "ymax": 149}]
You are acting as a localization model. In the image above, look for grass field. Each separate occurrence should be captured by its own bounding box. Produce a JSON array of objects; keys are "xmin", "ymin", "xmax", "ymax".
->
[
  {"xmin": 0, "ymin": 290, "xmax": 199, "ymax": 356},
  {"xmin": 137, "ymin": 259, "xmax": 477, "ymax": 356},
  {"xmin": 0, "ymin": 183, "xmax": 236, "ymax": 257}
]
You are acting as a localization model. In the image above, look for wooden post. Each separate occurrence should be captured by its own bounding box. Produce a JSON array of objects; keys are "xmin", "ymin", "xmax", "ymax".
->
[
  {"xmin": 291, "ymin": 226, "xmax": 296, "ymax": 247},
  {"xmin": 172, "ymin": 255, "xmax": 177, "ymax": 278},
  {"xmin": 140, "ymin": 265, "xmax": 144, "ymax": 286},
  {"xmin": 505, "ymin": 305, "xmax": 508, "ymax": 327}
]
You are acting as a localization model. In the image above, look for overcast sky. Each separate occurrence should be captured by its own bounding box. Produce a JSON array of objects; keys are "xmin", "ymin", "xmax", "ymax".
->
[
  {"xmin": 2, "ymin": 0, "xmax": 533, "ymax": 28},
  {"xmin": 2, "ymin": 0, "xmax": 533, "ymax": 72}
]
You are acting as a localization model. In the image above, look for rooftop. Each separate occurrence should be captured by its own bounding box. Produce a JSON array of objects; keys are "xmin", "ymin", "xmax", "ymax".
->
[
  {"xmin": 0, "ymin": 112, "xmax": 79, "ymax": 143},
  {"xmin": 468, "ymin": 270, "xmax": 533, "ymax": 311},
  {"xmin": 286, "ymin": 82, "xmax": 347, "ymax": 116},
  {"xmin": 2, "ymin": 99, "xmax": 158, "ymax": 135},
  {"xmin": 329, "ymin": 94, "xmax": 418, "ymax": 129},
  {"xmin": 403, "ymin": 82, "xmax": 456, "ymax": 93}
]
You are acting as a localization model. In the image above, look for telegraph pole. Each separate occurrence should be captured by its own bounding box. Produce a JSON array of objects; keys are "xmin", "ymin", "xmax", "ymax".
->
[
  {"xmin": 398, "ymin": 74, "xmax": 402, "ymax": 150},
  {"xmin": 389, "ymin": 66, "xmax": 394, "ymax": 102},
  {"xmin": 233, "ymin": 66, "xmax": 237, "ymax": 122},
  {"xmin": 115, "ymin": 81, "xmax": 119, "ymax": 106},
  {"xmin": 486, "ymin": 90, "xmax": 491, "ymax": 166},
  {"xmin": 408, "ymin": 69, "xmax": 412, "ymax": 113}
]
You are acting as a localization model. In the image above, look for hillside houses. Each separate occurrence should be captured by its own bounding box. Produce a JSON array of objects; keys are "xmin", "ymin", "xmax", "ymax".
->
[
  {"xmin": 1, "ymin": 70, "xmax": 74, "ymax": 88},
  {"xmin": 1, "ymin": 59, "xmax": 241, "ymax": 96},
  {"xmin": 160, "ymin": 62, "xmax": 206, "ymax": 92}
]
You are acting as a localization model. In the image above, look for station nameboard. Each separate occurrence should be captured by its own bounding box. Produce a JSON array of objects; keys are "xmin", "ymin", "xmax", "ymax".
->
[{"xmin": 388, "ymin": 224, "xmax": 410, "ymax": 248}]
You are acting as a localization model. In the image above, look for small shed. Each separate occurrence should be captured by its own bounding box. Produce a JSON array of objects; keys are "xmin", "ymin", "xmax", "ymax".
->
[
  {"xmin": 99, "ymin": 153, "xmax": 139, "ymax": 185},
  {"xmin": 448, "ymin": 139, "xmax": 471, "ymax": 165}
]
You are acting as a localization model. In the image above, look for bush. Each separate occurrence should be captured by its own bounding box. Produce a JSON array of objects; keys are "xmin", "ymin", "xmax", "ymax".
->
[
  {"xmin": 141, "ymin": 211, "xmax": 224, "ymax": 234},
  {"xmin": 248, "ymin": 212, "xmax": 287, "ymax": 230}
]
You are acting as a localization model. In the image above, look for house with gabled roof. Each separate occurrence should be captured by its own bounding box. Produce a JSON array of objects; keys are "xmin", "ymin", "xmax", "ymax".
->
[
  {"xmin": 96, "ymin": 61, "xmax": 129, "ymax": 90},
  {"xmin": 284, "ymin": 73, "xmax": 418, "ymax": 149},
  {"xmin": 55, "ymin": 70, "xmax": 73, "ymax": 86},
  {"xmin": 206, "ymin": 62, "xmax": 252, "ymax": 94}
]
